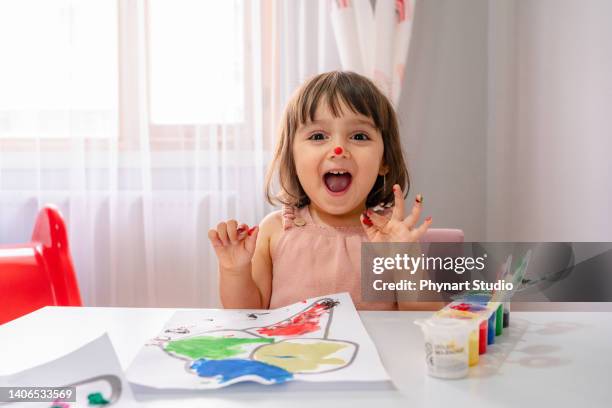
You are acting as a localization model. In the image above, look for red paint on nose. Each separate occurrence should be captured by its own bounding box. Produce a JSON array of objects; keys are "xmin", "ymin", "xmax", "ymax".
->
[{"xmin": 334, "ymin": 146, "xmax": 343, "ymax": 155}]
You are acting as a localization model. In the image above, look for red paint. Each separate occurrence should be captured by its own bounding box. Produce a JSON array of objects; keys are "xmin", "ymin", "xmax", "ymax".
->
[
  {"xmin": 362, "ymin": 215, "xmax": 373, "ymax": 227},
  {"xmin": 51, "ymin": 400, "xmax": 70, "ymax": 408},
  {"xmin": 333, "ymin": 146, "xmax": 343, "ymax": 155},
  {"xmin": 256, "ymin": 300, "xmax": 336, "ymax": 336},
  {"xmin": 451, "ymin": 303, "xmax": 472, "ymax": 312},
  {"xmin": 247, "ymin": 226, "xmax": 257, "ymax": 236},
  {"xmin": 479, "ymin": 320, "xmax": 487, "ymax": 354},
  {"xmin": 425, "ymin": 216, "xmax": 432, "ymax": 222},
  {"xmin": 237, "ymin": 226, "xmax": 246, "ymax": 234}
]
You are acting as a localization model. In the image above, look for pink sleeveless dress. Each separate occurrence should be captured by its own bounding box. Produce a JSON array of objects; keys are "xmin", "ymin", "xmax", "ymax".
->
[{"xmin": 269, "ymin": 205, "xmax": 397, "ymax": 310}]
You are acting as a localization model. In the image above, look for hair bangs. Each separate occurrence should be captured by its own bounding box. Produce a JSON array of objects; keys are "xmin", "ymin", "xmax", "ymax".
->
[{"xmin": 296, "ymin": 73, "xmax": 380, "ymax": 129}]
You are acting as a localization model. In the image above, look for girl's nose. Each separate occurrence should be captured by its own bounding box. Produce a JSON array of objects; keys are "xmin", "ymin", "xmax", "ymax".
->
[{"xmin": 331, "ymin": 145, "xmax": 348, "ymax": 159}]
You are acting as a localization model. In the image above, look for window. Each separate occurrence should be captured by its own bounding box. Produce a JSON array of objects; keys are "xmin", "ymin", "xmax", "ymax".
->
[
  {"xmin": 0, "ymin": 0, "xmax": 118, "ymax": 140},
  {"xmin": 148, "ymin": 0, "xmax": 244, "ymax": 125},
  {"xmin": 0, "ymin": 0, "xmax": 246, "ymax": 152}
]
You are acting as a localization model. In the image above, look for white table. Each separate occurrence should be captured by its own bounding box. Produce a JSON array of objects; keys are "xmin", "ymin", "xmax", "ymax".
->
[{"xmin": 1, "ymin": 307, "xmax": 610, "ymax": 407}]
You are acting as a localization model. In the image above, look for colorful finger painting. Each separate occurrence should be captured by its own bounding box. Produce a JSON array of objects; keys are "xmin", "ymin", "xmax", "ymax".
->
[{"xmin": 126, "ymin": 292, "xmax": 389, "ymax": 389}]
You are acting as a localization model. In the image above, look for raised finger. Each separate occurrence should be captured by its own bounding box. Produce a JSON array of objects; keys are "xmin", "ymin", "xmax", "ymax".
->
[
  {"xmin": 207, "ymin": 229, "xmax": 224, "ymax": 248},
  {"xmin": 236, "ymin": 223, "xmax": 249, "ymax": 240},
  {"xmin": 366, "ymin": 209, "xmax": 391, "ymax": 231},
  {"xmin": 245, "ymin": 226, "xmax": 259, "ymax": 253},
  {"xmin": 411, "ymin": 215, "xmax": 433, "ymax": 241},
  {"xmin": 403, "ymin": 194, "xmax": 423, "ymax": 228},
  {"xmin": 226, "ymin": 219, "xmax": 239, "ymax": 243},
  {"xmin": 391, "ymin": 184, "xmax": 405, "ymax": 221},
  {"xmin": 361, "ymin": 212, "xmax": 378, "ymax": 241},
  {"xmin": 216, "ymin": 222, "xmax": 229, "ymax": 246}
]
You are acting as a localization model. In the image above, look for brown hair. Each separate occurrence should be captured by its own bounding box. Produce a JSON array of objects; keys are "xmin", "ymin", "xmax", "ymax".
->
[{"xmin": 265, "ymin": 71, "xmax": 409, "ymax": 208}]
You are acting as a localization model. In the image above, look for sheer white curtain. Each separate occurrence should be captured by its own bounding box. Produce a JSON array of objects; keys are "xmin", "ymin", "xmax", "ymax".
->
[
  {"xmin": 0, "ymin": 0, "xmax": 340, "ymax": 307},
  {"xmin": 330, "ymin": 0, "xmax": 415, "ymax": 105}
]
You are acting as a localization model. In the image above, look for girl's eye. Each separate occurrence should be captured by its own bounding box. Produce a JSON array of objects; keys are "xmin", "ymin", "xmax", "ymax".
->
[
  {"xmin": 308, "ymin": 132, "xmax": 326, "ymax": 141},
  {"xmin": 351, "ymin": 133, "xmax": 370, "ymax": 141}
]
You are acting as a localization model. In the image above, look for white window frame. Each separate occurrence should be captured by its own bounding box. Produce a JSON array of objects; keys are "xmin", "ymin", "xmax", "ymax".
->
[{"xmin": 0, "ymin": 0, "xmax": 255, "ymax": 164}]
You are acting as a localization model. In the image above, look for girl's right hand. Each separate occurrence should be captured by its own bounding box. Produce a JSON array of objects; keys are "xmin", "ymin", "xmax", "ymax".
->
[{"xmin": 208, "ymin": 220, "xmax": 259, "ymax": 271}]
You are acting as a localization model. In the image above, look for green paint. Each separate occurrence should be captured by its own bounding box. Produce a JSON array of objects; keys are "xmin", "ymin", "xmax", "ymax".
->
[
  {"xmin": 166, "ymin": 336, "xmax": 274, "ymax": 360},
  {"xmin": 495, "ymin": 304, "xmax": 503, "ymax": 336},
  {"xmin": 87, "ymin": 392, "xmax": 109, "ymax": 405}
]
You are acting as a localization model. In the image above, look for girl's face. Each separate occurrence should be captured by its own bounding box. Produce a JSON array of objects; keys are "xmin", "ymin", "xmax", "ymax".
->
[{"xmin": 293, "ymin": 99, "xmax": 387, "ymax": 215}]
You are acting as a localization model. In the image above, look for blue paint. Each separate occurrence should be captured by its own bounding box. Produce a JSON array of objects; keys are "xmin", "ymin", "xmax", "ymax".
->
[
  {"xmin": 464, "ymin": 302, "xmax": 488, "ymax": 312},
  {"xmin": 487, "ymin": 312, "xmax": 496, "ymax": 344},
  {"xmin": 190, "ymin": 358, "xmax": 293, "ymax": 384},
  {"xmin": 461, "ymin": 294, "xmax": 491, "ymax": 305}
]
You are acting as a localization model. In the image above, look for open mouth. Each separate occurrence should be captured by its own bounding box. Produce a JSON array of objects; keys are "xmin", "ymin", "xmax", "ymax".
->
[{"xmin": 323, "ymin": 170, "xmax": 352, "ymax": 194}]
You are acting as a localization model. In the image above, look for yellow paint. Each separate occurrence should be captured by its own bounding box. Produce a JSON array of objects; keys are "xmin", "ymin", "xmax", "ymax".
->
[
  {"xmin": 434, "ymin": 309, "xmax": 480, "ymax": 366},
  {"xmin": 253, "ymin": 341, "xmax": 348, "ymax": 373},
  {"xmin": 435, "ymin": 309, "xmax": 478, "ymax": 320},
  {"xmin": 469, "ymin": 330, "xmax": 479, "ymax": 366}
]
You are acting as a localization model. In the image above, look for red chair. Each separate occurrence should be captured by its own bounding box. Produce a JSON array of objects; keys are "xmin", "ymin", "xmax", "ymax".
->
[{"xmin": 0, "ymin": 205, "xmax": 82, "ymax": 325}]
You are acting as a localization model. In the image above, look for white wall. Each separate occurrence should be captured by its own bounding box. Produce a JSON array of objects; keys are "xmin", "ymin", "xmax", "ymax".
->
[
  {"xmin": 487, "ymin": 0, "xmax": 612, "ymax": 241},
  {"xmin": 396, "ymin": 0, "xmax": 612, "ymax": 309},
  {"xmin": 399, "ymin": 0, "xmax": 612, "ymax": 242},
  {"xmin": 398, "ymin": 0, "xmax": 488, "ymax": 241}
]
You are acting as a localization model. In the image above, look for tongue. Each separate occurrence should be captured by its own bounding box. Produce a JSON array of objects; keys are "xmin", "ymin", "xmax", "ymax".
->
[{"xmin": 325, "ymin": 173, "xmax": 351, "ymax": 192}]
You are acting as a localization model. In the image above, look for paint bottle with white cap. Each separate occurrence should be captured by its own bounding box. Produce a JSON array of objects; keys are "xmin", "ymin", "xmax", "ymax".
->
[{"xmin": 415, "ymin": 318, "xmax": 473, "ymax": 379}]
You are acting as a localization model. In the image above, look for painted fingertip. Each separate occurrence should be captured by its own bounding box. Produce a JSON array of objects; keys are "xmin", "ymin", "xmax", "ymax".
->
[
  {"xmin": 392, "ymin": 184, "xmax": 399, "ymax": 192},
  {"xmin": 362, "ymin": 214, "xmax": 373, "ymax": 227},
  {"xmin": 237, "ymin": 226, "xmax": 246, "ymax": 234},
  {"xmin": 415, "ymin": 194, "xmax": 423, "ymax": 204},
  {"xmin": 425, "ymin": 216, "xmax": 432, "ymax": 222},
  {"xmin": 247, "ymin": 226, "xmax": 258, "ymax": 236}
]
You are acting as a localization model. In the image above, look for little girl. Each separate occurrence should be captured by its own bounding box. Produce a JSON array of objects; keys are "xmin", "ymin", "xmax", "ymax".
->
[{"xmin": 208, "ymin": 71, "xmax": 432, "ymax": 310}]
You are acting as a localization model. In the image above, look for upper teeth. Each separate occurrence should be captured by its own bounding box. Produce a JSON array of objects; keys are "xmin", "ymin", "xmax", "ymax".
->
[{"xmin": 329, "ymin": 171, "xmax": 346, "ymax": 175}]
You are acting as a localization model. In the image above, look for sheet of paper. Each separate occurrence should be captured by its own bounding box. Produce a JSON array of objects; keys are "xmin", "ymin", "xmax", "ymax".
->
[
  {"xmin": 127, "ymin": 292, "xmax": 390, "ymax": 389},
  {"xmin": 0, "ymin": 334, "xmax": 139, "ymax": 407}
]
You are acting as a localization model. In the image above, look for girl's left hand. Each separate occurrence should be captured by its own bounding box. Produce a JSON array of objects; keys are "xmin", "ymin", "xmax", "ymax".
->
[{"xmin": 361, "ymin": 184, "xmax": 432, "ymax": 243}]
